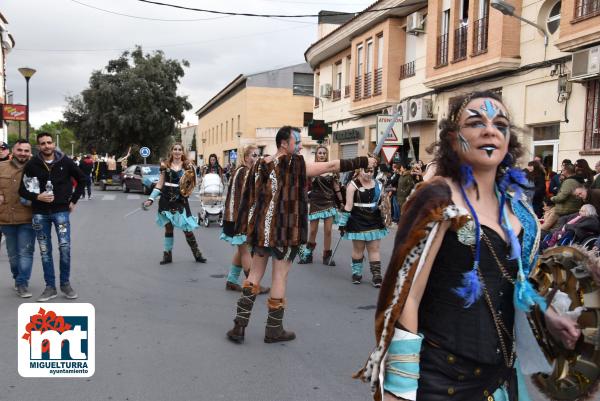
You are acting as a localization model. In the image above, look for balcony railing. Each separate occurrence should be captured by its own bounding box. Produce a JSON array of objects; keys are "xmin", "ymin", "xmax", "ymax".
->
[
  {"xmin": 453, "ymin": 25, "xmax": 468, "ymax": 61},
  {"xmin": 363, "ymin": 72, "xmax": 372, "ymax": 98},
  {"xmin": 354, "ymin": 76, "xmax": 362, "ymax": 100},
  {"xmin": 344, "ymin": 85, "xmax": 351, "ymax": 98},
  {"xmin": 373, "ymin": 68, "xmax": 383, "ymax": 96},
  {"xmin": 472, "ymin": 16, "xmax": 489, "ymax": 56},
  {"xmin": 436, "ymin": 33, "xmax": 449, "ymax": 67},
  {"xmin": 575, "ymin": 0, "xmax": 600, "ymax": 19},
  {"xmin": 399, "ymin": 61, "xmax": 416, "ymax": 80},
  {"xmin": 332, "ymin": 89, "xmax": 341, "ymax": 101},
  {"xmin": 314, "ymin": 97, "xmax": 319, "ymax": 108}
]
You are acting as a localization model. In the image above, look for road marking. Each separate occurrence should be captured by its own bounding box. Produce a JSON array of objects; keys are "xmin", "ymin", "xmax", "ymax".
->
[
  {"xmin": 102, "ymin": 194, "xmax": 117, "ymax": 201},
  {"xmin": 127, "ymin": 195, "xmax": 141, "ymax": 200}
]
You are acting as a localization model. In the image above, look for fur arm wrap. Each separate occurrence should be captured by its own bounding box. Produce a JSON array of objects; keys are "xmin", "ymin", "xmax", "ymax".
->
[{"xmin": 340, "ymin": 156, "xmax": 369, "ymax": 172}]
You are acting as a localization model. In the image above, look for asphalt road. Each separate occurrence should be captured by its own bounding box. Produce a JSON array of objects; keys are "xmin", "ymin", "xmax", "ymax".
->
[{"xmin": 0, "ymin": 189, "xmax": 549, "ymax": 401}]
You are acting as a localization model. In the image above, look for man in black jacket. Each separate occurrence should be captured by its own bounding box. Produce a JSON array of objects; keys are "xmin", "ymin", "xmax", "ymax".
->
[{"xmin": 19, "ymin": 132, "xmax": 85, "ymax": 302}]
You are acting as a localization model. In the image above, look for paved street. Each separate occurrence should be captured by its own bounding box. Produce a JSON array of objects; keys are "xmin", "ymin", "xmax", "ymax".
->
[{"xmin": 0, "ymin": 190, "xmax": 548, "ymax": 401}]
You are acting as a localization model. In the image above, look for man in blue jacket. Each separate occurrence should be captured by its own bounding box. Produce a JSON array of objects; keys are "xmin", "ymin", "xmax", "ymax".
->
[{"xmin": 19, "ymin": 132, "xmax": 85, "ymax": 302}]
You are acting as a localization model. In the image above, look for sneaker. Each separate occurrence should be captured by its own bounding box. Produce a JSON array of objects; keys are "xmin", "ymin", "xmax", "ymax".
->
[
  {"xmin": 37, "ymin": 286, "xmax": 58, "ymax": 302},
  {"xmin": 88, "ymin": 195, "xmax": 93, "ymax": 200},
  {"xmin": 352, "ymin": 274, "xmax": 362, "ymax": 285},
  {"xmin": 13, "ymin": 281, "xmax": 18, "ymax": 291},
  {"xmin": 372, "ymin": 276, "xmax": 382, "ymax": 288},
  {"xmin": 60, "ymin": 283, "xmax": 78, "ymax": 299},
  {"xmin": 16, "ymin": 285, "xmax": 32, "ymax": 298}
]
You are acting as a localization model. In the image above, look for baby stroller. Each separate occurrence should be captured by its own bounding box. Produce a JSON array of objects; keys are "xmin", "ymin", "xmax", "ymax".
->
[{"xmin": 197, "ymin": 173, "xmax": 225, "ymax": 227}]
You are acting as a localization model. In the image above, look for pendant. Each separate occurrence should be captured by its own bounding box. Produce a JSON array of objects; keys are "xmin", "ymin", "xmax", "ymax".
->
[{"xmin": 457, "ymin": 218, "xmax": 480, "ymax": 246}]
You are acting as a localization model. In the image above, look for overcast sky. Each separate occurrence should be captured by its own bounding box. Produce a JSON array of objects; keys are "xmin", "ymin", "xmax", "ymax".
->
[{"xmin": 3, "ymin": 0, "xmax": 373, "ymax": 128}]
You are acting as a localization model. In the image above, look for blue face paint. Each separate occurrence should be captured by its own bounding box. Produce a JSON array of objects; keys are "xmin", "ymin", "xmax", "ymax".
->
[
  {"xmin": 480, "ymin": 99, "xmax": 499, "ymax": 120},
  {"xmin": 292, "ymin": 130, "xmax": 301, "ymax": 155}
]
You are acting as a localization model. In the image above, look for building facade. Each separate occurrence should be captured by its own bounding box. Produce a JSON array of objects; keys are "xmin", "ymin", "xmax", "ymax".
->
[
  {"xmin": 195, "ymin": 63, "xmax": 316, "ymax": 166},
  {"xmin": 0, "ymin": 12, "xmax": 15, "ymax": 143},
  {"xmin": 177, "ymin": 123, "xmax": 197, "ymax": 164},
  {"xmin": 305, "ymin": 0, "xmax": 600, "ymax": 171}
]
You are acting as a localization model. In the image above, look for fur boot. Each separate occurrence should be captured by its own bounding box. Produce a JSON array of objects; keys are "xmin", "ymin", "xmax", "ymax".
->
[
  {"xmin": 264, "ymin": 298, "xmax": 296, "ymax": 343},
  {"xmin": 226, "ymin": 281, "xmax": 259, "ymax": 343}
]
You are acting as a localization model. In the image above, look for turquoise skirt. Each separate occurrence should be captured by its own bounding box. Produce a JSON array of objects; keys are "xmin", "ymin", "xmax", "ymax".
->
[
  {"xmin": 220, "ymin": 232, "xmax": 247, "ymax": 245},
  {"xmin": 156, "ymin": 210, "xmax": 199, "ymax": 232},
  {"xmin": 308, "ymin": 207, "xmax": 338, "ymax": 221},
  {"xmin": 343, "ymin": 228, "xmax": 388, "ymax": 241}
]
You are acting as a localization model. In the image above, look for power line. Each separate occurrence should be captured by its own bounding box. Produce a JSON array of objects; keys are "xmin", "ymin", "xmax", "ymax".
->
[
  {"xmin": 135, "ymin": 0, "xmax": 426, "ymax": 18},
  {"xmin": 70, "ymin": 0, "xmax": 231, "ymax": 22}
]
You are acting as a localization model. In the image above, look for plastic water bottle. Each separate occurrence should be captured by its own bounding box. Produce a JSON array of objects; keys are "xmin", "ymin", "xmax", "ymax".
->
[{"xmin": 45, "ymin": 180, "xmax": 54, "ymax": 195}]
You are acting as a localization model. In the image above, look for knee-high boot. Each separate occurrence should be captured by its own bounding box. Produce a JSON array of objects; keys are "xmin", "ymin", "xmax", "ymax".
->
[
  {"xmin": 184, "ymin": 232, "xmax": 207, "ymax": 263},
  {"xmin": 227, "ymin": 281, "xmax": 259, "ymax": 343},
  {"xmin": 160, "ymin": 234, "xmax": 174, "ymax": 265},
  {"xmin": 323, "ymin": 249, "xmax": 336, "ymax": 266},
  {"xmin": 351, "ymin": 257, "xmax": 363, "ymax": 284},
  {"xmin": 369, "ymin": 260, "xmax": 382, "ymax": 288},
  {"xmin": 297, "ymin": 242, "xmax": 316, "ymax": 264},
  {"xmin": 264, "ymin": 297, "xmax": 296, "ymax": 343}
]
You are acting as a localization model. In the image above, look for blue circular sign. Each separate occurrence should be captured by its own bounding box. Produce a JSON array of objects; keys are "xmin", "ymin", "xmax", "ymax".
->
[
  {"xmin": 229, "ymin": 150, "xmax": 237, "ymax": 160},
  {"xmin": 139, "ymin": 147, "xmax": 151, "ymax": 158}
]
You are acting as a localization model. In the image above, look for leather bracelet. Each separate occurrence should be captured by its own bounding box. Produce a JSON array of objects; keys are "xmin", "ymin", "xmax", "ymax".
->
[{"xmin": 339, "ymin": 156, "xmax": 368, "ymax": 172}]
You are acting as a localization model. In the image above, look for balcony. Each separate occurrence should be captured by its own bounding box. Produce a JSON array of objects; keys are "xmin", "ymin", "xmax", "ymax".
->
[
  {"xmin": 354, "ymin": 76, "xmax": 362, "ymax": 100},
  {"xmin": 332, "ymin": 89, "xmax": 342, "ymax": 101},
  {"xmin": 373, "ymin": 68, "xmax": 383, "ymax": 96},
  {"xmin": 399, "ymin": 61, "xmax": 416, "ymax": 80},
  {"xmin": 453, "ymin": 25, "xmax": 468, "ymax": 62},
  {"xmin": 436, "ymin": 33, "xmax": 449, "ymax": 67},
  {"xmin": 575, "ymin": 0, "xmax": 600, "ymax": 20},
  {"xmin": 472, "ymin": 16, "xmax": 489, "ymax": 56},
  {"xmin": 314, "ymin": 97, "xmax": 319, "ymax": 108},
  {"xmin": 363, "ymin": 72, "xmax": 372, "ymax": 98},
  {"xmin": 344, "ymin": 85, "xmax": 351, "ymax": 98}
]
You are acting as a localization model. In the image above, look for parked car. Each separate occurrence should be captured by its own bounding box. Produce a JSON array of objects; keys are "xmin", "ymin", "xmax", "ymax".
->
[{"xmin": 121, "ymin": 164, "xmax": 161, "ymax": 194}]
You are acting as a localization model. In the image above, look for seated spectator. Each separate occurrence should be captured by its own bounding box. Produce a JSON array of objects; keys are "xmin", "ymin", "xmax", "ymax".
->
[
  {"xmin": 573, "ymin": 184, "xmax": 600, "ymax": 214},
  {"xmin": 541, "ymin": 164, "xmax": 584, "ymax": 231},
  {"xmin": 543, "ymin": 204, "xmax": 599, "ymax": 249}
]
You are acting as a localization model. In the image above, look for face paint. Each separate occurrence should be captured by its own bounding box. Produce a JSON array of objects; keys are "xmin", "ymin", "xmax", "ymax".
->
[
  {"xmin": 292, "ymin": 130, "xmax": 301, "ymax": 155},
  {"xmin": 458, "ymin": 133, "xmax": 471, "ymax": 153},
  {"xmin": 480, "ymin": 146, "xmax": 496, "ymax": 158},
  {"xmin": 479, "ymin": 99, "xmax": 499, "ymax": 120}
]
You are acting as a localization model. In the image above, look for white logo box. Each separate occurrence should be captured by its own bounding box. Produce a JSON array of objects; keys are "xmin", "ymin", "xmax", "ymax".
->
[{"xmin": 18, "ymin": 303, "xmax": 95, "ymax": 378}]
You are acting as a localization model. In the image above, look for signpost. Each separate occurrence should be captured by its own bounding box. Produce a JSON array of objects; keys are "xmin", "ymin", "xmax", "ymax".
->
[
  {"xmin": 229, "ymin": 150, "xmax": 237, "ymax": 165},
  {"xmin": 140, "ymin": 147, "xmax": 151, "ymax": 164},
  {"xmin": 375, "ymin": 114, "xmax": 403, "ymax": 163},
  {"xmin": 2, "ymin": 104, "xmax": 27, "ymax": 121}
]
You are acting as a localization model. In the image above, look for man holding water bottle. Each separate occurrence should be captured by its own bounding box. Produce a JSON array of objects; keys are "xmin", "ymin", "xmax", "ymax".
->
[{"xmin": 19, "ymin": 132, "xmax": 85, "ymax": 302}]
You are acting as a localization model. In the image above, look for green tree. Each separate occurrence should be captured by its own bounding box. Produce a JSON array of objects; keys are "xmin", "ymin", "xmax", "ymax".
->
[
  {"xmin": 63, "ymin": 46, "xmax": 191, "ymax": 161},
  {"xmin": 37, "ymin": 121, "xmax": 79, "ymax": 155}
]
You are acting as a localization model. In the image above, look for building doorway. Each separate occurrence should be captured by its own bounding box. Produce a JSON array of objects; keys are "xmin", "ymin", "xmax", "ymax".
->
[{"xmin": 532, "ymin": 124, "xmax": 560, "ymax": 172}]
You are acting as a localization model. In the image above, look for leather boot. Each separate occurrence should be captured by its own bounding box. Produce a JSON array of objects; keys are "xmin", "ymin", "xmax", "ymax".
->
[
  {"xmin": 159, "ymin": 251, "xmax": 172, "ymax": 265},
  {"xmin": 370, "ymin": 261, "xmax": 383, "ymax": 288},
  {"xmin": 264, "ymin": 298, "xmax": 296, "ymax": 343},
  {"xmin": 297, "ymin": 242, "xmax": 316, "ymax": 264},
  {"xmin": 226, "ymin": 282, "xmax": 259, "ymax": 343},
  {"xmin": 185, "ymin": 233, "xmax": 207, "ymax": 263},
  {"xmin": 323, "ymin": 249, "xmax": 336, "ymax": 266}
]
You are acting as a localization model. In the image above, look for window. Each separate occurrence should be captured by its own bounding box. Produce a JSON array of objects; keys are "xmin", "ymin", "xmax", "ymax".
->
[
  {"xmin": 333, "ymin": 61, "xmax": 342, "ymax": 90},
  {"xmin": 237, "ymin": 115, "xmax": 240, "ymax": 131},
  {"xmin": 226, "ymin": 121, "xmax": 228, "ymax": 140},
  {"xmin": 547, "ymin": 1, "xmax": 561, "ymax": 34},
  {"xmin": 437, "ymin": 9, "xmax": 451, "ymax": 66},
  {"xmin": 377, "ymin": 35, "xmax": 384, "ymax": 69},
  {"xmin": 345, "ymin": 56, "xmax": 351, "ymax": 97},
  {"xmin": 366, "ymin": 40, "xmax": 374, "ymax": 73},
  {"xmin": 357, "ymin": 44, "xmax": 363, "ymax": 76},
  {"xmin": 303, "ymin": 112, "xmax": 313, "ymax": 126},
  {"xmin": 292, "ymin": 73, "xmax": 314, "ymax": 96},
  {"xmin": 584, "ymin": 79, "xmax": 600, "ymax": 151}
]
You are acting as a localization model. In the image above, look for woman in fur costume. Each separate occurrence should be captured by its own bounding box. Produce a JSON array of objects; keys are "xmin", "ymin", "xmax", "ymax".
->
[
  {"xmin": 338, "ymin": 167, "xmax": 388, "ymax": 286},
  {"xmin": 356, "ymin": 91, "xmax": 581, "ymax": 401},
  {"xmin": 220, "ymin": 144, "xmax": 268, "ymax": 294},
  {"xmin": 143, "ymin": 143, "xmax": 206, "ymax": 265},
  {"xmin": 298, "ymin": 145, "xmax": 343, "ymax": 265}
]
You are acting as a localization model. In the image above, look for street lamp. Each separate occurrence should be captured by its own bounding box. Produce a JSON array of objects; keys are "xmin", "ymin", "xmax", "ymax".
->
[
  {"xmin": 201, "ymin": 137, "xmax": 206, "ymax": 164},
  {"xmin": 490, "ymin": 0, "xmax": 549, "ymax": 46},
  {"xmin": 18, "ymin": 67, "xmax": 36, "ymax": 142},
  {"xmin": 70, "ymin": 140, "xmax": 75, "ymax": 157}
]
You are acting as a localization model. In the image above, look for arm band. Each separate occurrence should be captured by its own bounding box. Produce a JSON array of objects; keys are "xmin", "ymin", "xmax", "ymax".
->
[
  {"xmin": 383, "ymin": 328, "xmax": 423, "ymax": 401},
  {"xmin": 149, "ymin": 188, "xmax": 161, "ymax": 201},
  {"xmin": 337, "ymin": 210, "xmax": 350, "ymax": 226},
  {"xmin": 339, "ymin": 156, "xmax": 369, "ymax": 172}
]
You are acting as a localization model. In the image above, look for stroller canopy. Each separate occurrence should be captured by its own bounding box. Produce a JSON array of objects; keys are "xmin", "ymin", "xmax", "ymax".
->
[{"xmin": 200, "ymin": 173, "xmax": 224, "ymax": 196}]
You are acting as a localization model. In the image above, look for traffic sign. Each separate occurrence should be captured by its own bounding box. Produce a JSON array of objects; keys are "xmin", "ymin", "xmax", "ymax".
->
[
  {"xmin": 377, "ymin": 115, "xmax": 403, "ymax": 146},
  {"xmin": 381, "ymin": 145, "xmax": 400, "ymax": 164},
  {"xmin": 139, "ymin": 147, "xmax": 151, "ymax": 158},
  {"xmin": 230, "ymin": 150, "xmax": 237, "ymax": 161}
]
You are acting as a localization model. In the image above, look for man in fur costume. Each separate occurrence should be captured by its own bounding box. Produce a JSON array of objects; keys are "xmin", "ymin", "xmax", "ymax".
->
[{"xmin": 226, "ymin": 125, "xmax": 377, "ymax": 344}]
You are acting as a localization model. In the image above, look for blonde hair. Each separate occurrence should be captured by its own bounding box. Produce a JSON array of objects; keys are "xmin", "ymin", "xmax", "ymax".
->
[
  {"xmin": 165, "ymin": 142, "xmax": 192, "ymax": 170},
  {"xmin": 242, "ymin": 144, "xmax": 258, "ymax": 159},
  {"xmin": 580, "ymin": 204, "xmax": 597, "ymax": 217},
  {"xmin": 314, "ymin": 145, "xmax": 329, "ymax": 162}
]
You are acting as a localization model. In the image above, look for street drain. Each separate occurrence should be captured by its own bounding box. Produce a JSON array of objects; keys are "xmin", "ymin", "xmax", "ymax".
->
[
  {"xmin": 210, "ymin": 274, "xmax": 226, "ymax": 278},
  {"xmin": 356, "ymin": 305, "xmax": 376, "ymax": 310}
]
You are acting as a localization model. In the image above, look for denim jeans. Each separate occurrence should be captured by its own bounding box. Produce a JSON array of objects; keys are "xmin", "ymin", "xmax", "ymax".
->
[
  {"xmin": 32, "ymin": 212, "xmax": 71, "ymax": 288},
  {"xmin": 0, "ymin": 224, "xmax": 35, "ymax": 286}
]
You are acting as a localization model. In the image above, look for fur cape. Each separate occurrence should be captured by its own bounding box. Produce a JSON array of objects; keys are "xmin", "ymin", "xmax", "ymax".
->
[
  {"xmin": 235, "ymin": 154, "xmax": 308, "ymax": 248},
  {"xmin": 223, "ymin": 165, "xmax": 249, "ymax": 223},
  {"xmin": 354, "ymin": 176, "xmax": 542, "ymax": 400}
]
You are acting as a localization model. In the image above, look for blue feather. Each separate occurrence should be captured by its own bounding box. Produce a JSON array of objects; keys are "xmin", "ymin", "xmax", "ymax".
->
[
  {"xmin": 453, "ymin": 268, "xmax": 482, "ymax": 308},
  {"xmin": 460, "ymin": 164, "xmax": 475, "ymax": 188},
  {"xmin": 514, "ymin": 279, "xmax": 547, "ymax": 312}
]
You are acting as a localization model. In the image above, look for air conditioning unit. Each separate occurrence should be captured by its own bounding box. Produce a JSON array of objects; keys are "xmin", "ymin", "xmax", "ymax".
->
[
  {"xmin": 406, "ymin": 98, "xmax": 434, "ymax": 122},
  {"xmin": 320, "ymin": 83, "xmax": 332, "ymax": 98},
  {"xmin": 406, "ymin": 12, "xmax": 424, "ymax": 35},
  {"xmin": 572, "ymin": 45, "xmax": 600, "ymax": 81}
]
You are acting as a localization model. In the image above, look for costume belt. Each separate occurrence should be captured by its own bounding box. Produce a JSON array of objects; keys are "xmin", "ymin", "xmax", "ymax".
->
[
  {"xmin": 164, "ymin": 182, "xmax": 179, "ymax": 187},
  {"xmin": 354, "ymin": 202, "xmax": 377, "ymax": 208}
]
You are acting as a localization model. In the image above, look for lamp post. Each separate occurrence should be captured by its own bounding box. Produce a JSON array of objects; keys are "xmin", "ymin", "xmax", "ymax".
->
[
  {"xmin": 490, "ymin": 0, "xmax": 549, "ymax": 46},
  {"xmin": 18, "ymin": 67, "xmax": 36, "ymax": 142},
  {"xmin": 70, "ymin": 140, "xmax": 75, "ymax": 157},
  {"xmin": 201, "ymin": 137, "xmax": 206, "ymax": 165}
]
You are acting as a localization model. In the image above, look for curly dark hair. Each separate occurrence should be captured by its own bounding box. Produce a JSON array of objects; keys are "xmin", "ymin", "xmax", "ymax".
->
[{"xmin": 432, "ymin": 90, "xmax": 523, "ymax": 182}]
